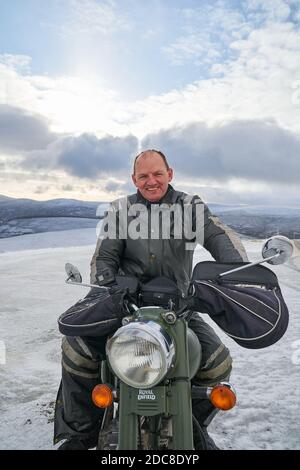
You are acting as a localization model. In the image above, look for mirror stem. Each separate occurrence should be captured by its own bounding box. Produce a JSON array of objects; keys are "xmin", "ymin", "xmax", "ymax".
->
[
  {"xmin": 219, "ymin": 252, "xmax": 281, "ymax": 278},
  {"xmin": 65, "ymin": 280, "xmax": 108, "ymax": 290}
]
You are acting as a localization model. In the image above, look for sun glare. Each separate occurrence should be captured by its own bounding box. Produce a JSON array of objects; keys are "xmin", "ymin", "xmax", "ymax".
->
[{"xmin": 29, "ymin": 74, "xmax": 126, "ymax": 136}]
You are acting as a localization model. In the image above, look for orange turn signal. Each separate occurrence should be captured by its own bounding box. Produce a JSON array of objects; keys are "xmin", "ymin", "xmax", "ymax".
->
[
  {"xmin": 210, "ymin": 383, "xmax": 236, "ymax": 410},
  {"xmin": 92, "ymin": 384, "xmax": 113, "ymax": 408}
]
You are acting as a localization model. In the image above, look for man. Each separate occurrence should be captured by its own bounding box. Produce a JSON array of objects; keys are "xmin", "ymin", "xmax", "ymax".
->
[{"xmin": 54, "ymin": 149, "xmax": 248, "ymax": 450}]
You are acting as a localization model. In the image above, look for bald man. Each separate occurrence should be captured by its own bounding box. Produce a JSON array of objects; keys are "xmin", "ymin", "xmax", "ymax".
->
[{"xmin": 54, "ymin": 149, "xmax": 248, "ymax": 450}]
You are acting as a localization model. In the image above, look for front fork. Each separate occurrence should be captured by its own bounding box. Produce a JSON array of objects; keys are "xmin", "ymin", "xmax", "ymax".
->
[
  {"xmin": 170, "ymin": 380, "xmax": 195, "ymax": 449},
  {"xmin": 118, "ymin": 384, "xmax": 138, "ymax": 449},
  {"xmin": 117, "ymin": 318, "xmax": 194, "ymax": 450},
  {"xmin": 118, "ymin": 379, "xmax": 194, "ymax": 450}
]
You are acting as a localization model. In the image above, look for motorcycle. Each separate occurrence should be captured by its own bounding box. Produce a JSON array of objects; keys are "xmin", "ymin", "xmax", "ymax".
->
[{"xmin": 62, "ymin": 235, "xmax": 293, "ymax": 450}]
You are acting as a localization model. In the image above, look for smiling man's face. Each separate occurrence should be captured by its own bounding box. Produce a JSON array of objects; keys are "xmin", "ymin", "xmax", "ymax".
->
[{"xmin": 132, "ymin": 151, "xmax": 173, "ymax": 202}]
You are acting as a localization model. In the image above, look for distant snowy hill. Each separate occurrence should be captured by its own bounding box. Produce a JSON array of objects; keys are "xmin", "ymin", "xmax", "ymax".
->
[
  {"xmin": 0, "ymin": 195, "xmax": 108, "ymax": 238},
  {"xmin": 209, "ymin": 203, "xmax": 300, "ymax": 239},
  {"xmin": 0, "ymin": 195, "xmax": 300, "ymax": 239},
  {"xmin": 0, "ymin": 195, "xmax": 14, "ymax": 202}
]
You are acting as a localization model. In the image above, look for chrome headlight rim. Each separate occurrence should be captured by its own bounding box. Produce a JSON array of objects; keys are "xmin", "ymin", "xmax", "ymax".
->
[{"xmin": 106, "ymin": 320, "xmax": 175, "ymax": 388}]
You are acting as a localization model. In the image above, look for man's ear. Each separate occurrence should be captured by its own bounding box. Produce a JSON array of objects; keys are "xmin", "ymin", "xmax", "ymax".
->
[
  {"xmin": 131, "ymin": 174, "xmax": 137, "ymax": 187},
  {"xmin": 167, "ymin": 168, "xmax": 173, "ymax": 182}
]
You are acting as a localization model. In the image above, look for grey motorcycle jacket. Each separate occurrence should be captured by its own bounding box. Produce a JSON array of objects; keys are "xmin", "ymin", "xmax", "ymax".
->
[{"xmin": 90, "ymin": 185, "xmax": 248, "ymax": 294}]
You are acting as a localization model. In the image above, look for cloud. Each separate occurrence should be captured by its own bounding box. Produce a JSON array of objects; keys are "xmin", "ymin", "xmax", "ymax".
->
[
  {"xmin": 163, "ymin": 0, "xmax": 294, "ymax": 67},
  {"xmin": 104, "ymin": 179, "xmax": 135, "ymax": 194},
  {"xmin": 0, "ymin": 54, "xmax": 32, "ymax": 74},
  {"xmin": 246, "ymin": 0, "xmax": 291, "ymax": 23},
  {"xmin": 1, "ymin": 3, "xmax": 299, "ymax": 205},
  {"xmin": 23, "ymin": 133, "xmax": 138, "ymax": 179},
  {"xmin": 61, "ymin": 184, "xmax": 74, "ymax": 191},
  {"xmin": 57, "ymin": 133, "xmax": 138, "ymax": 178},
  {"xmin": 142, "ymin": 119, "xmax": 300, "ymax": 184},
  {"xmin": 104, "ymin": 180, "xmax": 125, "ymax": 192},
  {"xmin": 163, "ymin": 2, "xmax": 248, "ymax": 66},
  {"xmin": 61, "ymin": 0, "xmax": 131, "ymax": 36},
  {"xmin": 0, "ymin": 59, "xmax": 126, "ymax": 136},
  {"xmin": 0, "ymin": 104, "xmax": 56, "ymax": 154},
  {"xmin": 34, "ymin": 185, "xmax": 49, "ymax": 194},
  {"xmin": 2, "ymin": 11, "xmax": 300, "ymax": 141},
  {"xmin": 178, "ymin": 179, "xmax": 300, "ymax": 206},
  {"xmin": 129, "ymin": 18, "xmax": 300, "ymax": 138}
]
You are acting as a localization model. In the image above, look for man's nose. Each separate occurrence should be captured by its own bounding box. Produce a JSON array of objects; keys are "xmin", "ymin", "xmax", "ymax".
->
[{"xmin": 147, "ymin": 174, "xmax": 157, "ymax": 185}]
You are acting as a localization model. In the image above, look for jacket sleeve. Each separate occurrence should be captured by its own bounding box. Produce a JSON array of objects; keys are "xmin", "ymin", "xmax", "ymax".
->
[
  {"xmin": 90, "ymin": 208, "xmax": 125, "ymax": 284},
  {"xmin": 200, "ymin": 200, "xmax": 248, "ymax": 263}
]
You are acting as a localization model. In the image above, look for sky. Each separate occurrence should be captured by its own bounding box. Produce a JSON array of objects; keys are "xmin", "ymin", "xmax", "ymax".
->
[{"xmin": 0, "ymin": 0, "xmax": 300, "ymax": 205}]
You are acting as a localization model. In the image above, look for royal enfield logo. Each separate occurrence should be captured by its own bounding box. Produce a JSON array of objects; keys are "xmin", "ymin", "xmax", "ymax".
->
[{"xmin": 138, "ymin": 389, "xmax": 156, "ymax": 401}]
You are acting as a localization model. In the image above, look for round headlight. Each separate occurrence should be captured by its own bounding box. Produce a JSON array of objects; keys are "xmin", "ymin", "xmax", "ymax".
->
[{"xmin": 106, "ymin": 321, "xmax": 175, "ymax": 388}]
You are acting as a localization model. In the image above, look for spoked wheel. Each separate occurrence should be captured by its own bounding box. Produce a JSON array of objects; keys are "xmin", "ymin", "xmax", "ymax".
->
[
  {"xmin": 97, "ymin": 406, "xmax": 118, "ymax": 450},
  {"xmin": 192, "ymin": 415, "xmax": 211, "ymax": 450},
  {"xmin": 139, "ymin": 416, "xmax": 172, "ymax": 450}
]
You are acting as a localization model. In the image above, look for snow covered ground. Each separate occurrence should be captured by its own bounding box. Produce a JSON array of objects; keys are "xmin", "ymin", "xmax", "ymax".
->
[{"xmin": 0, "ymin": 229, "xmax": 299, "ymax": 450}]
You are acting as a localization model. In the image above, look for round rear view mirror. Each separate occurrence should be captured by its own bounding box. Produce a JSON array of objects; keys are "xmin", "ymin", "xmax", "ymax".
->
[
  {"xmin": 262, "ymin": 236, "xmax": 294, "ymax": 265},
  {"xmin": 65, "ymin": 263, "xmax": 83, "ymax": 283}
]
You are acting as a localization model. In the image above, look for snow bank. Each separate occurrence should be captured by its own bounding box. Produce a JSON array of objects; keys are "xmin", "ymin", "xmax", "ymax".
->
[{"xmin": 0, "ymin": 232, "xmax": 299, "ymax": 449}]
